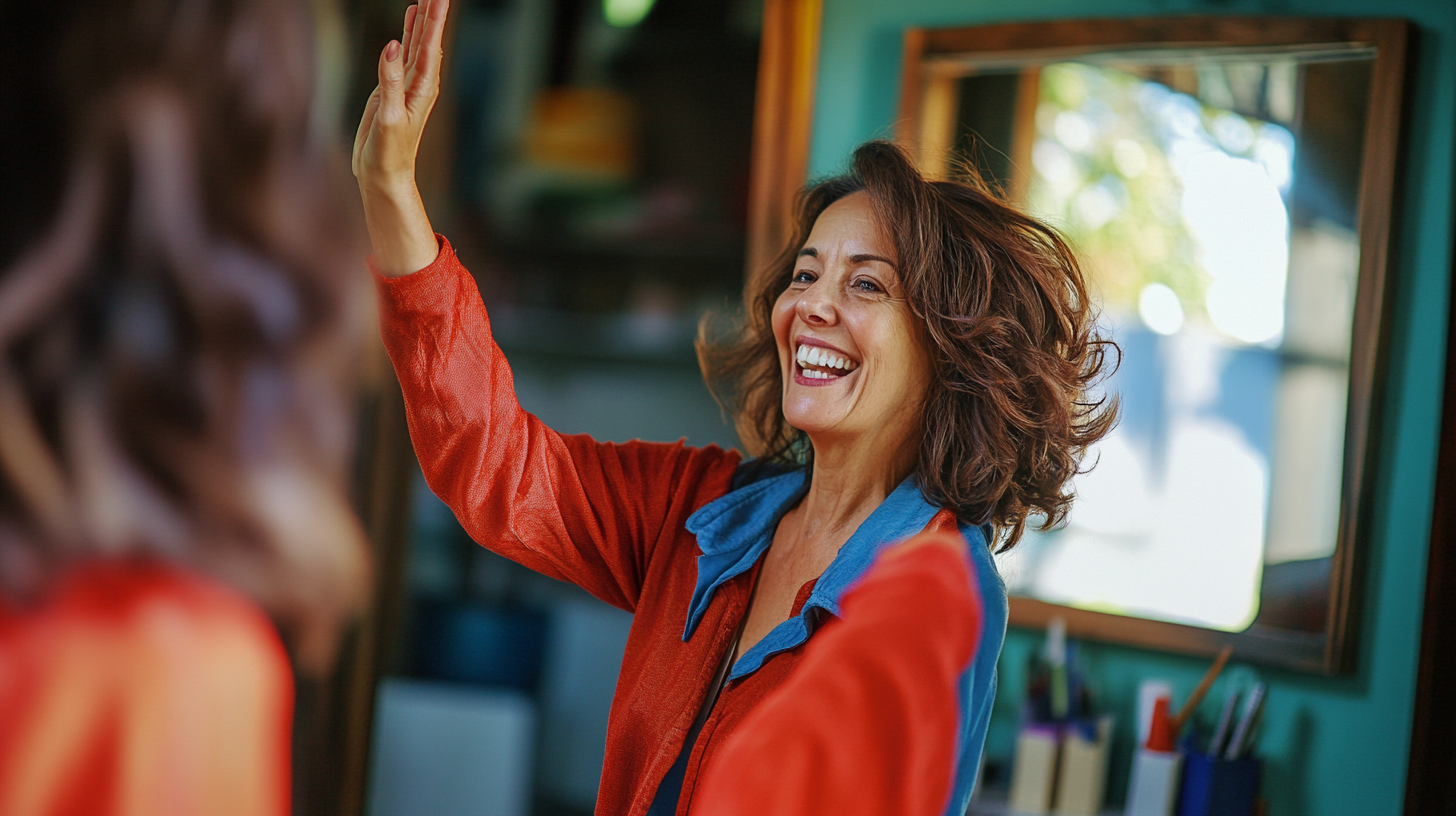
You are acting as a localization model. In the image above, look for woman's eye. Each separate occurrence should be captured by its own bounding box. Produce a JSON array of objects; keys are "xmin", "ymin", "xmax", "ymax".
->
[
  {"xmin": 792, "ymin": 270, "xmax": 816, "ymax": 284},
  {"xmin": 852, "ymin": 278, "xmax": 883, "ymax": 293}
]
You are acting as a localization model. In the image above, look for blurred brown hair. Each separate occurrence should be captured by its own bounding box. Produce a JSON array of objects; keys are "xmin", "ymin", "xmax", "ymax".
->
[
  {"xmin": 699, "ymin": 141, "xmax": 1118, "ymax": 550},
  {"xmin": 0, "ymin": 0, "xmax": 369, "ymax": 668}
]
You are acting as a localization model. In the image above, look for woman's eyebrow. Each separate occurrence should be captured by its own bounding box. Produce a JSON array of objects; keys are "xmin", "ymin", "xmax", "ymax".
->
[
  {"xmin": 851, "ymin": 253, "xmax": 897, "ymax": 269},
  {"xmin": 796, "ymin": 248, "xmax": 897, "ymax": 269}
]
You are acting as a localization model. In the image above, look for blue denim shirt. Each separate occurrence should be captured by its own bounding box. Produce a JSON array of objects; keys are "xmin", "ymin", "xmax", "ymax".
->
[{"xmin": 671, "ymin": 466, "xmax": 1009, "ymax": 816}]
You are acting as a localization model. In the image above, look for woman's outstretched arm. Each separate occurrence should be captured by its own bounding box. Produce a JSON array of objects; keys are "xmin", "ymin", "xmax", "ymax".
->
[
  {"xmin": 356, "ymin": 3, "xmax": 741, "ymax": 611},
  {"xmin": 694, "ymin": 532, "xmax": 984, "ymax": 816},
  {"xmin": 352, "ymin": 0, "xmax": 448, "ymax": 277},
  {"xmin": 375, "ymin": 238, "xmax": 739, "ymax": 612}
]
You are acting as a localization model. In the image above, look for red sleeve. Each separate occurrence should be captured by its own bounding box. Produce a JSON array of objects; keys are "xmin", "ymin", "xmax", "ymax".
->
[
  {"xmin": 373, "ymin": 237, "xmax": 740, "ymax": 612},
  {"xmin": 694, "ymin": 533, "xmax": 983, "ymax": 816}
]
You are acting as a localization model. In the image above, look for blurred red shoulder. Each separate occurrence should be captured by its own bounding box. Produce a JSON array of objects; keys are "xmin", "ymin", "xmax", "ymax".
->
[{"xmin": 0, "ymin": 559, "xmax": 293, "ymax": 816}]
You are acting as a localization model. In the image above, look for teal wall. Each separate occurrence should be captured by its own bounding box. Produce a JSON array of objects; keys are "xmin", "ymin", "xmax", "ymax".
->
[{"xmin": 807, "ymin": 2, "xmax": 1455, "ymax": 814}]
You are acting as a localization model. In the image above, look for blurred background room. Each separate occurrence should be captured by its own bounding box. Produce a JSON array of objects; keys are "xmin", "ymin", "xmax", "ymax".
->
[{"xmin": 281, "ymin": 2, "xmax": 1455, "ymax": 816}]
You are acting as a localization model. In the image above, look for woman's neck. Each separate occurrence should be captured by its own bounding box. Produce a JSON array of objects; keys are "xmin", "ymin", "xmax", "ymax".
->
[{"xmin": 791, "ymin": 432, "xmax": 919, "ymax": 546}]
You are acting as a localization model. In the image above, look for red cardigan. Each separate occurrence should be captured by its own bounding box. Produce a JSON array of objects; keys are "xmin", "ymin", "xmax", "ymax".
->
[{"xmin": 375, "ymin": 237, "xmax": 984, "ymax": 816}]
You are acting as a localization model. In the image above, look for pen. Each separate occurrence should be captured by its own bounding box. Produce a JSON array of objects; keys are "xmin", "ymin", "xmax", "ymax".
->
[
  {"xmin": 1223, "ymin": 682, "xmax": 1266, "ymax": 761},
  {"xmin": 1228, "ymin": 689, "xmax": 1266, "ymax": 759},
  {"xmin": 1047, "ymin": 618, "xmax": 1068, "ymax": 720},
  {"xmin": 1208, "ymin": 690, "xmax": 1240, "ymax": 756}
]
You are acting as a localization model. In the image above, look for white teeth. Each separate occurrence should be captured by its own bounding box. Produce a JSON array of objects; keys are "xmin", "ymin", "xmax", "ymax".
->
[{"xmin": 795, "ymin": 343, "xmax": 859, "ymax": 374}]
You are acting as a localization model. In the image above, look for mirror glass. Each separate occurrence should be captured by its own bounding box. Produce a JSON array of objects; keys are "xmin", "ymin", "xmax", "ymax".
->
[{"xmin": 916, "ymin": 48, "xmax": 1374, "ymax": 633}]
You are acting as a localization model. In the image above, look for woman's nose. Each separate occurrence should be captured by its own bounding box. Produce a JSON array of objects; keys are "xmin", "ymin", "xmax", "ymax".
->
[{"xmin": 795, "ymin": 282, "xmax": 838, "ymax": 326}]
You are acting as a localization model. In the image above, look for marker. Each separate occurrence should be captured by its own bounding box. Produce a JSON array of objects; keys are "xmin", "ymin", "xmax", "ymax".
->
[{"xmin": 1223, "ymin": 682, "xmax": 1266, "ymax": 761}]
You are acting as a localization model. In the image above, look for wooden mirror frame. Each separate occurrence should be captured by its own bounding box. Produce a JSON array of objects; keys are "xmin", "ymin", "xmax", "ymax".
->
[
  {"xmin": 747, "ymin": 14, "xmax": 1410, "ymax": 675},
  {"xmin": 896, "ymin": 17, "xmax": 1409, "ymax": 675}
]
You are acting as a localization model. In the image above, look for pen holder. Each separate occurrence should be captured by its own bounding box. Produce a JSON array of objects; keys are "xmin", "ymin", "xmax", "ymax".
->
[
  {"xmin": 1175, "ymin": 750, "xmax": 1260, "ymax": 816},
  {"xmin": 1009, "ymin": 724, "xmax": 1061, "ymax": 814},
  {"xmin": 1055, "ymin": 717, "xmax": 1112, "ymax": 816}
]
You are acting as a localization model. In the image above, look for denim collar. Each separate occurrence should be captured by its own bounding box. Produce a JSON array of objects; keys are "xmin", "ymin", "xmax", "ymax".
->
[{"xmin": 683, "ymin": 466, "xmax": 945, "ymax": 680}]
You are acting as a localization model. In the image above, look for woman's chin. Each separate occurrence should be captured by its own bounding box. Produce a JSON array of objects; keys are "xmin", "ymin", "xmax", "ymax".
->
[{"xmin": 782, "ymin": 405, "xmax": 843, "ymax": 436}]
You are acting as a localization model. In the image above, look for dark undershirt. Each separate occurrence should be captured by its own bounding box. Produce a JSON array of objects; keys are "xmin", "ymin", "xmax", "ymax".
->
[
  {"xmin": 646, "ymin": 578, "xmax": 819, "ymax": 815},
  {"xmin": 646, "ymin": 625, "xmax": 740, "ymax": 816}
]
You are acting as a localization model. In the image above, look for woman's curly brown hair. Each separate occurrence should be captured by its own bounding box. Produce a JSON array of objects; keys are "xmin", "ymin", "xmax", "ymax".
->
[{"xmin": 699, "ymin": 141, "xmax": 1118, "ymax": 551}]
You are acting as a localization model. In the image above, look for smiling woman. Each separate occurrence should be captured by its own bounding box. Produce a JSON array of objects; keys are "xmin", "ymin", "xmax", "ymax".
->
[
  {"xmin": 355, "ymin": 3, "xmax": 1113, "ymax": 812},
  {"xmin": 777, "ymin": 192, "xmax": 931, "ymax": 451},
  {"xmin": 702, "ymin": 141, "xmax": 1119, "ymax": 549}
]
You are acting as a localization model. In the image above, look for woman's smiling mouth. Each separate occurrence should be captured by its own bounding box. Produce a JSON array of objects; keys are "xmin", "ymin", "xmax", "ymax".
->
[{"xmin": 794, "ymin": 341, "xmax": 860, "ymax": 385}]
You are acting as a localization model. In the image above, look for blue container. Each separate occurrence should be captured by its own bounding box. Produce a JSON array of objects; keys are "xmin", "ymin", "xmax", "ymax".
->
[
  {"xmin": 415, "ymin": 600, "xmax": 547, "ymax": 691},
  {"xmin": 1176, "ymin": 749, "xmax": 1260, "ymax": 816}
]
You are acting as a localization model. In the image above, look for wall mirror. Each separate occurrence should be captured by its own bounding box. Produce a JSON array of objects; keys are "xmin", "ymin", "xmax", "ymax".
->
[{"xmin": 898, "ymin": 18, "xmax": 1408, "ymax": 673}]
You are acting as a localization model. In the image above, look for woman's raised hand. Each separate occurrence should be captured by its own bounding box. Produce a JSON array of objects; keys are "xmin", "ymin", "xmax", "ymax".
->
[{"xmin": 352, "ymin": 0, "xmax": 451, "ymax": 277}]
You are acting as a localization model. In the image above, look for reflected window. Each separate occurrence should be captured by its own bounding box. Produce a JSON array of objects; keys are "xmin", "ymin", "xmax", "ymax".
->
[{"xmin": 942, "ymin": 55, "xmax": 1368, "ymax": 631}]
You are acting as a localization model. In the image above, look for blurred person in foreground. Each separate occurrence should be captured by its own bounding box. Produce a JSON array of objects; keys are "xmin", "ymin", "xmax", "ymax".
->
[
  {"xmin": 0, "ymin": 0, "xmax": 369, "ymax": 813},
  {"xmin": 356, "ymin": 2, "xmax": 1114, "ymax": 814}
]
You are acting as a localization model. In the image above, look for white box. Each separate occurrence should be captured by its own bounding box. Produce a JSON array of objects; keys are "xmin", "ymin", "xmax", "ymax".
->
[{"xmin": 367, "ymin": 678, "xmax": 536, "ymax": 816}]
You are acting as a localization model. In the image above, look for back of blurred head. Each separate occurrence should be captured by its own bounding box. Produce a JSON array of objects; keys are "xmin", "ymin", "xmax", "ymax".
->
[{"xmin": 0, "ymin": 0, "xmax": 369, "ymax": 669}]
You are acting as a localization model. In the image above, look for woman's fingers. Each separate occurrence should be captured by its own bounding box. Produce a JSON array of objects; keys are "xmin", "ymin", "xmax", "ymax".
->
[
  {"xmin": 405, "ymin": 0, "xmax": 425, "ymax": 71},
  {"xmin": 409, "ymin": 0, "xmax": 432, "ymax": 70},
  {"xmin": 377, "ymin": 39, "xmax": 405, "ymax": 122},
  {"xmin": 413, "ymin": 0, "xmax": 450, "ymax": 95},
  {"xmin": 400, "ymin": 4, "xmax": 419, "ymax": 70}
]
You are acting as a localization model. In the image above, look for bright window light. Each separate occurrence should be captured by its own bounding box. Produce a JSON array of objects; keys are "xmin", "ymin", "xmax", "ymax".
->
[
  {"xmin": 1138, "ymin": 283, "xmax": 1185, "ymax": 335},
  {"xmin": 1178, "ymin": 149, "xmax": 1289, "ymax": 345}
]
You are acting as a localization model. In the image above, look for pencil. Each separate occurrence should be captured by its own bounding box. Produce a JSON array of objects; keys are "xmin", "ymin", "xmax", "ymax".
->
[{"xmin": 1172, "ymin": 645, "xmax": 1234, "ymax": 734}]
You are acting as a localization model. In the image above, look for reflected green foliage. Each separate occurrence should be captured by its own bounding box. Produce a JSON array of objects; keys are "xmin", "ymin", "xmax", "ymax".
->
[{"xmin": 1027, "ymin": 62, "xmax": 1292, "ymax": 333}]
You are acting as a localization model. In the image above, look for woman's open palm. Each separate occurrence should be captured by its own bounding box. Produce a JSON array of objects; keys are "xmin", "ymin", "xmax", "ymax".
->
[
  {"xmin": 352, "ymin": 0, "xmax": 451, "ymax": 276},
  {"xmin": 352, "ymin": 0, "xmax": 450, "ymax": 193}
]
